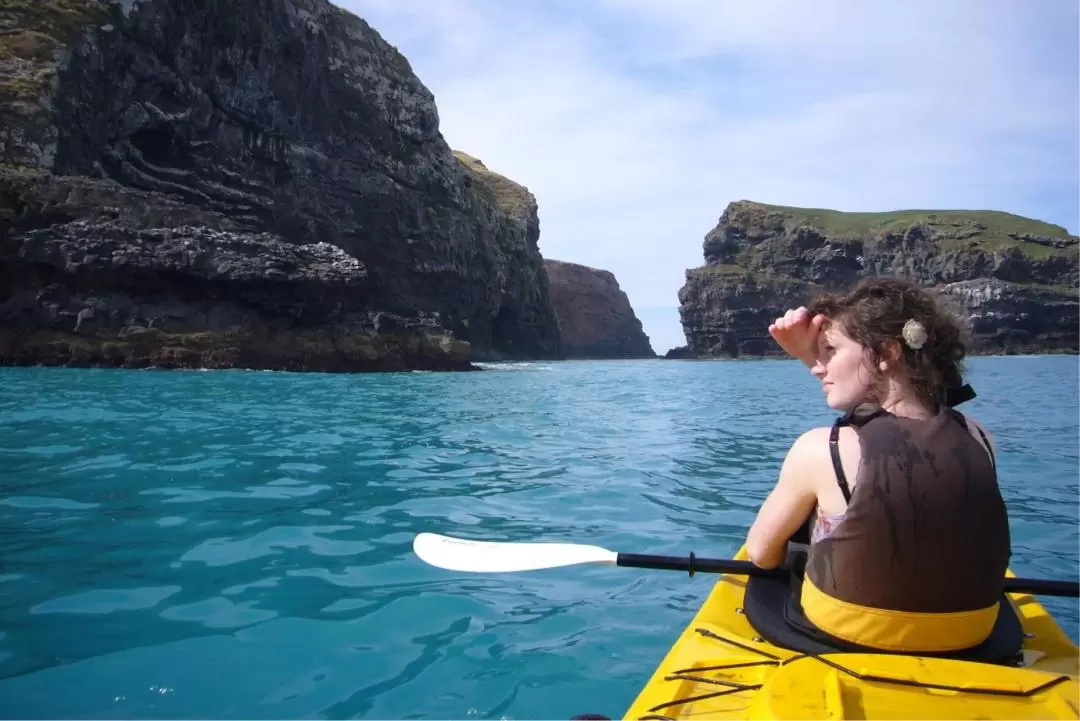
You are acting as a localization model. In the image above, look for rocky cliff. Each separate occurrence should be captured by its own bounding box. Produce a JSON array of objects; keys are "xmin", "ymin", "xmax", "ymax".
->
[
  {"xmin": 673, "ymin": 201, "xmax": 1079, "ymax": 358},
  {"xmin": 543, "ymin": 259, "xmax": 654, "ymax": 359},
  {"xmin": 0, "ymin": 0, "xmax": 561, "ymax": 371},
  {"xmin": 453, "ymin": 152, "xmax": 561, "ymax": 361}
]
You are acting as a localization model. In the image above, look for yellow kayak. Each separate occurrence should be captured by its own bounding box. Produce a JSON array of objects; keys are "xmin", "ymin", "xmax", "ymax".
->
[{"xmin": 623, "ymin": 545, "xmax": 1080, "ymax": 720}]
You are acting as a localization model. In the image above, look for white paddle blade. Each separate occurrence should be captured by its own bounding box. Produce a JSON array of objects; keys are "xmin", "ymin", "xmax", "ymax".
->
[{"xmin": 413, "ymin": 533, "xmax": 618, "ymax": 573}]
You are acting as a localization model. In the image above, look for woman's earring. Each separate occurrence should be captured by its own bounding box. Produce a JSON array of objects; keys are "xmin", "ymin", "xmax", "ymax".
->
[{"xmin": 879, "ymin": 361, "xmax": 888, "ymax": 371}]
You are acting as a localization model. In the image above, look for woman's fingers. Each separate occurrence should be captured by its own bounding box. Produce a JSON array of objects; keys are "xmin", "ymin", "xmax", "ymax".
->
[{"xmin": 772, "ymin": 307, "xmax": 811, "ymax": 331}]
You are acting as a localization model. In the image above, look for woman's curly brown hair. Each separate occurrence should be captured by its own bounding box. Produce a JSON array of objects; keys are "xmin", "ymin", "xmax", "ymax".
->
[{"xmin": 807, "ymin": 276, "xmax": 970, "ymax": 412}]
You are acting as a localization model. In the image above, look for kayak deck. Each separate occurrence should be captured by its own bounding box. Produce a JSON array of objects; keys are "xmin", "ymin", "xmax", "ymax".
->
[{"xmin": 622, "ymin": 546, "xmax": 1079, "ymax": 720}]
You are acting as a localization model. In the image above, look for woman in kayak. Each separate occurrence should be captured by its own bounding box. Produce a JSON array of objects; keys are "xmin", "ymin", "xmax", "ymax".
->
[{"xmin": 746, "ymin": 276, "xmax": 1010, "ymax": 653}]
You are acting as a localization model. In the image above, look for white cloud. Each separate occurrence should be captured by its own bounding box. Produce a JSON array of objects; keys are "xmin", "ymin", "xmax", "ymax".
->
[{"xmin": 336, "ymin": 0, "xmax": 1078, "ymax": 354}]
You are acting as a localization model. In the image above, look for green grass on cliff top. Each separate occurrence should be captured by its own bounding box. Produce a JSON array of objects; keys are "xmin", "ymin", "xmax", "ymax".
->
[
  {"xmin": 452, "ymin": 150, "xmax": 534, "ymax": 220},
  {"xmin": 0, "ymin": 0, "xmax": 113, "ymax": 52},
  {"xmin": 0, "ymin": 0, "xmax": 114, "ymax": 100},
  {"xmin": 746, "ymin": 202, "xmax": 1077, "ymax": 260},
  {"xmin": 764, "ymin": 203, "xmax": 1070, "ymax": 237}
]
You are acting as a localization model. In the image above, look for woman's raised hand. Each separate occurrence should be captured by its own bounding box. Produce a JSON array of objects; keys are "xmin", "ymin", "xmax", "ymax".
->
[{"xmin": 768, "ymin": 307, "xmax": 826, "ymax": 367}]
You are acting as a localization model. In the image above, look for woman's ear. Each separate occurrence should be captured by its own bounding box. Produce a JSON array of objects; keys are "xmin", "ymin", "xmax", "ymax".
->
[{"xmin": 881, "ymin": 339, "xmax": 903, "ymax": 368}]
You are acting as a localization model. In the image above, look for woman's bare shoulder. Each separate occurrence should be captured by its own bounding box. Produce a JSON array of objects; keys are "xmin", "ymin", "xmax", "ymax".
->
[
  {"xmin": 785, "ymin": 425, "xmax": 844, "ymax": 479},
  {"xmin": 787, "ymin": 426, "xmax": 833, "ymax": 459}
]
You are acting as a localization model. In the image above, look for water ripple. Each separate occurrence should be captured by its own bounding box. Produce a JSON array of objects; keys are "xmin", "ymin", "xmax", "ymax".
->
[{"xmin": 0, "ymin": 358, "xmax": 1075, "ymax": 719}]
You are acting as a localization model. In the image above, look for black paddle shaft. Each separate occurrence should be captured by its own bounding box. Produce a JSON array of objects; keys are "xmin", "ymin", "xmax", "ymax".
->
[
  {"xmin": 614, "ymin": 552, "xmax": 1079, "ymax": 598},
  {"xmin": 616, "ymin": 552, "xmax": 786, "ymax": 578}
]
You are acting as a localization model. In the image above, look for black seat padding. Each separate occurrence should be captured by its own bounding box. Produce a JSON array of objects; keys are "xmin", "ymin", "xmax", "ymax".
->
[{"xmin": 744, "ymin": 571, "xmax": 1025, "ymax": 665}]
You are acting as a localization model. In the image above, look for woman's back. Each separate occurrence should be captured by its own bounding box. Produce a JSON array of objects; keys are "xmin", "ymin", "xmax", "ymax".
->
[{"xmin": 805, "ymin": 404, "xmax": 1010, "ymax": 618}]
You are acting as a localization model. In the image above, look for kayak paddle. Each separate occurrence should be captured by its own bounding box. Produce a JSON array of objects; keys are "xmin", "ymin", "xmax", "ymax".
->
[{"xmin": 413, "ymin": 532, "xmax": 1080, "ymax": 598}]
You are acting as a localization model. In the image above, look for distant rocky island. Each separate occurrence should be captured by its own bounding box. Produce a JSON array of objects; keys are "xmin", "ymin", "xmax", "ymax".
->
[
  {"xmin": 0, "ymin": 0, "xmax": 649, "ymax": 372},
  {"xmin": 668, "ymin": 201, "xmax": 1079, "ymax": 359},
  {"xmin": 543, "ymin": 260, "xmax": 654, "ymax": 359}
]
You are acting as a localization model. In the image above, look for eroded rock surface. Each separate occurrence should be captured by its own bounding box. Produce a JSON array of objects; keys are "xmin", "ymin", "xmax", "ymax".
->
[
  {"xmin": 0, "ymin": 0, "xmax": 561, "ymax": 371},
  {"xmin": 672, "ymin": 201, "xmax": 1078, "ymax": 358},
  {"xmin": 544, "ymin": 259, "xmax": 654, "ymax": 359}
]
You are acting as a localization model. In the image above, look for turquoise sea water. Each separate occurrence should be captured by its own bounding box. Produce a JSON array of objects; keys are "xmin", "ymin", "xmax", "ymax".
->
[{"xmin": 0, "ymin": 356, "xmax": 1077, "ymax": 719}]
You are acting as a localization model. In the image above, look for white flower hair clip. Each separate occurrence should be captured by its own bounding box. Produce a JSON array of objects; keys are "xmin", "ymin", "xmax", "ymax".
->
[{"xmin": 902, "ymin": 318, "xmax": 928, "ymax": 350}]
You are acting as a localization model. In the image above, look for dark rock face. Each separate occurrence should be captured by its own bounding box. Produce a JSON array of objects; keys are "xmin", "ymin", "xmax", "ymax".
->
[
  {"xmin": 674, "ymin": 201, "xmax": 1079, "ymax": 358},
  {"xmin": 937, "ymin": 278, "xmax": 1079, "ymax": 354},
  {"xmin": 454, "ymin": 152, "xmax": 562, "ymax": 361},
  {"xmin": 0, "ymin": 0, "xmax": 561, "ymax": 371},
  {"xmin": 543, "ymin": 259, "xmax": 654, "ymax": 359}
]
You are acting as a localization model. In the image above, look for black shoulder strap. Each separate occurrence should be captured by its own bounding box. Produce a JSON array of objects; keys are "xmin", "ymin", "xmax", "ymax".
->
[
  {"xmin": 828, "ymin": 405, "xmax": 889, "ymax": 506},
  {"xmin": 949, "ymin": 409, "xmax": 996, "ymax": 470},
  {"xmin": 950, "ymin": 408, "xmax": 969, "ymax": 430},
  {"xmin": 829, "ymin": 418, "xmax": 852, "ymax": 505},
  {"xmin": 974, "ymin": 425, "xmax": 996, "ymax": 469}
]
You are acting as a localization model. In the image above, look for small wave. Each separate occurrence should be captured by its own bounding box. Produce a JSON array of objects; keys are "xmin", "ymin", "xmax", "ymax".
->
[
  {"xmin": 0, "ymin": 496, "xmax": 99, "ymax": 510},
  {"xmin": 475, "ymin": 362, "xmax": 552, "ymax": 372}
]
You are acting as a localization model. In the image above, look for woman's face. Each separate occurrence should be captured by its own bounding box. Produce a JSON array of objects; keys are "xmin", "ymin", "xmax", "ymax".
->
[{"xmin": 811, "ymin": 321, "xmax": 879, "ymax": 411}]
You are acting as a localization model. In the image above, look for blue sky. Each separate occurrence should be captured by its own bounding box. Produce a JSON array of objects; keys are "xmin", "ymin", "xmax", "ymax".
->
[{"xmin": 337, "ymin": 0, "xmax": 1079, "ymax": 354}]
